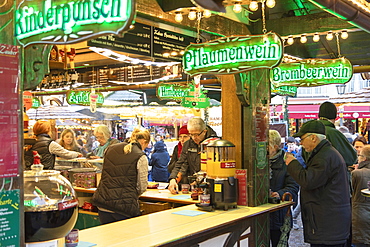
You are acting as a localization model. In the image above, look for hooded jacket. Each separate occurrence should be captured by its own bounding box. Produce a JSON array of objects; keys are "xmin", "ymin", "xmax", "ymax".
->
[
  {"xmin": 92, "ymin": 142, "xmax": 144, "ymax": 217},
  {"xmin": 351, "ymin": 160, "xmax": 370, "ymax": 245},
  {"xmin": 287, "ymin": 139, "xmax": 351, "ymax": 245},
  {"xmin": 169, "ymin": 125, "xmax": 217, "ymax": 183},
  {"xmin": 150, "ymin": 141, "xmax": 170, "ymax": 182}
]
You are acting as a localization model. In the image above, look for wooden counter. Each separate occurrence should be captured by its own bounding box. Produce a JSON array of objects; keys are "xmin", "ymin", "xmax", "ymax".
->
[
  {"xmin": 73, "ymin": 187, "xmax": 199, "ymax": 205},
  {"xmin": 79, "ymin": 202, "xmax": 292, "ymax": 246}
]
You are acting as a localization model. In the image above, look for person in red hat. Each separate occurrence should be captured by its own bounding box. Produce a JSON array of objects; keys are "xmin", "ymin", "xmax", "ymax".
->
[{"xmin": 167, "ymin": 125, "xmax": 190, "ymax": 176}]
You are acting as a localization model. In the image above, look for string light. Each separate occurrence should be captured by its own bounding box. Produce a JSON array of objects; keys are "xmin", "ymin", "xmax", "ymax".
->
[
  {"xmin": 188, "ymin": 10, "xmax": 197, "ymax": 20},
  {"xmin": 175, "ymin": 12, "xmax": 183, "ymax": 23},
  {"xmin": 326, "ymin": 31, "xmax": 334, "ymax": 41},
  {"xmin": 266, "ymin": 0, "xmax": 276, "ymax": 8},
  {"xmin": 203, "ymin": 9, "xmax": 212, "ymax": 18},
  {"xmin": 233, "ymin": 3, "xmax": 243, "ymax": 13},
  {"xmin": 313, "ymin": 33, "xmax": 320, "ymax": 42},
  {"xmin": 249, "ymin": 1, "xmax": 259, "ymax": 11},
  {"xmin": 341, "ymin": 30, "xmax": 349, "ymax": 39},
  {"xmin": 287, "ymin": 36, "xmax": 294, "ymax": 45},
  {"xmin": 300, "ymin": 35, "xmax": 307, "ymax": 43}
]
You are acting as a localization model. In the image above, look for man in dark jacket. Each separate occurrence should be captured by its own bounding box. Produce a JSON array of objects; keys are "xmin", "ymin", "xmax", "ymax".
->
[
  {"xmin": 285, "ymin": 120, "xmax": 351, "ymax": 246},
  {"xmin": 168, "ymin": 117, "xmax": 217, "ymax": 194}
]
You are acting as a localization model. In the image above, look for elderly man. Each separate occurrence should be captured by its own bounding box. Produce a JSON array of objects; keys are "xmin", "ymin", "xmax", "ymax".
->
[
  {"xmin": 285, "ymin": 120, "xmax": 351, "ymax": 247},
  {"xmin": 168, "ymin": 117, "xmax": 217, "ymax": 194}
]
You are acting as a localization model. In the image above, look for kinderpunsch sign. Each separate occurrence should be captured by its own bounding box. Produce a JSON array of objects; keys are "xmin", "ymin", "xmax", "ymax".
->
[
  {"xmin": 270, "ymin": 57, "xmax": 353, "ymax": 87},
  {"xmin": 182, "ymin": 32, "xmax": 283, "ymax": 76},
  {"xmin": 15, "ymin": 0, "xmax": 136, "ymax": 47}
]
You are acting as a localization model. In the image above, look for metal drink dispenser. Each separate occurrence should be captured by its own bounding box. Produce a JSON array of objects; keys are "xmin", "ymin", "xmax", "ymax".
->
[{"xmin": 206, "ymin": 139, "xmax": 236, "ymax": 178}]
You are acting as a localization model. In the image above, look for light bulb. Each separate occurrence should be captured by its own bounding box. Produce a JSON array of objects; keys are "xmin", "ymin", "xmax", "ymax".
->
[
  {"xmin": 233, "ymin": 3, "xmax": 243, "ymax": 13},
  {"xmin": 203, "ymin": 9, "xmax": 212, "ymax": 18},
  {"xmin": 326, "ymin": 31, "xmax": 334, "ymax": 41},
  {"xmin": 300, "ymin": 35, "xmax": 307, "ymax": 43},
  {"xmin": 163, "ymin": 52, "xmax": 170, "ymax": 57},
  {"xmin": 287, "ymin": 36, "xmax": 294, "ymax": 45},
  {"xmin": 341, "ymin": 30, "xmax": 348, "ymax": 39},
  {"xmin": 170, "ymin": 51, "xmax": 178, "ymax": 56},
  {"xmin": 313, "ymin": 33, "xmax": 320, "ymax": 42},
  {"xmin": 249, "ymin": 1, "xmax": 259, "ymax": 11},
  {"xmin": 266, "ymin": 0, "xmax": 276, "ymax": 8},
  {"xmin": 188, "ymin": 10, "xmax": 197, "ymax": 20},
  {"xmin": 175, "ymin": 13, "xmax": 183, "ymax": 22}
]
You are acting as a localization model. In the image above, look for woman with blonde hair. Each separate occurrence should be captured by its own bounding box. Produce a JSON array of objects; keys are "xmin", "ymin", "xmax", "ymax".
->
[
  {"xmin": 92, "ymin": 127, "xmax": 150, "ymax": 224},
  {"xmin": 24, "ymin": 120, "xmax": 82, "ymax": 170},
  {"xmin": 58, "ymin": 129, "xmax": 87, "ymax": 156}
]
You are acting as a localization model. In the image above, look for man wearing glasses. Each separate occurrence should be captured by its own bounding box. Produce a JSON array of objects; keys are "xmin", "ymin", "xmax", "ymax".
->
[
  {"xmin": 284, "ymin": 120, "xmax": 351, "ymax": 247},
  {"xmin": 168, "ymin": 117, "xmax": 217, "ymax": 194}
]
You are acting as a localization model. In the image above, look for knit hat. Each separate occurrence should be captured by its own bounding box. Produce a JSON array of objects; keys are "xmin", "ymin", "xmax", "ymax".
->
[
  {"xmin": 286, "ymin": 136, "xmax": 297, "ymax": 144},
  {"xmin": 319, "ymin": 101, "xmax": 337, "ymax": 120},
  {"xmin": 179, "ymin": 125, "xmax": 189, "ymax": 135},
  {"xmin": 293, "ymin": 120, "xmax": 326, "ymax": 138}
]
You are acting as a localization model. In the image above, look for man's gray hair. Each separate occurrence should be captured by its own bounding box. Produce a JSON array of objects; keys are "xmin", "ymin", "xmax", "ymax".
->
[
  {"xmin": 309, "ymin": 133, "xmax": 326, "ymax": 141},
  {"xmin": 188, "ymin": 117, "xmax": 206, "ymax": 131}
]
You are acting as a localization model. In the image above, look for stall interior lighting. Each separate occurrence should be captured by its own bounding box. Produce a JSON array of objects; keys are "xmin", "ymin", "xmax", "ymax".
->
[{"xmin": 281, "ymin": 29, "xmax": 360, "ymax": 45}]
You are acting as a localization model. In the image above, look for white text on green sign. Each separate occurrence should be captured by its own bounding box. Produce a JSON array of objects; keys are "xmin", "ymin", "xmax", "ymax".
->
[
  {"xmin": 157, "ymin": 84, "xmax": 190, "ymax": 101},
  {"xmin": 15, "ymin": 0, "xmax": 135, "ymax": 46},
  {"xmin": 271, "ymin": 57, "xmax": 353, "ymax": 87},
  {"xmin": 67, "ymin": 90, "xmax": 104, "ymax": 106},
  {"xmin": 182, "ymin": 32, "xmax": 283, "ymax": 76}
]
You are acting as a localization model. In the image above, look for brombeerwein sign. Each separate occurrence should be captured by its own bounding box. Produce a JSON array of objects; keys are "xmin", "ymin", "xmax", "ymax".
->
[
  {"xmin": 182, "ymin": 32, "xmax": 283, "ymax": 76},
  {"xmin": 15, "ymin": 0, "xmax": 136, "ymax": 46},
  {"xmin": 270, "ymin": 57, "xmax": 353, "ymax": 87}
]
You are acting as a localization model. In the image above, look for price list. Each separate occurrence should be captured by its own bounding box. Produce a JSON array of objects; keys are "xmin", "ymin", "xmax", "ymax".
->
[{"xmin": 0, "ymin": 44, "xmax": 19, "ymax": 178}]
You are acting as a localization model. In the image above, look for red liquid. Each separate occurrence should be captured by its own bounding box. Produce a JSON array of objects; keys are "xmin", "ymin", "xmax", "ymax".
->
[{"xmin": 25, "ymin": 206, "xmax": 78, "ymax": 242}]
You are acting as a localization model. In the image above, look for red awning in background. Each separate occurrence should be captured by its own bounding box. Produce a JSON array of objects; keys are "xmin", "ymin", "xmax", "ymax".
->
[{"xmin": 273, "ymin": 105, "xmax": 370, "ymax": 119}]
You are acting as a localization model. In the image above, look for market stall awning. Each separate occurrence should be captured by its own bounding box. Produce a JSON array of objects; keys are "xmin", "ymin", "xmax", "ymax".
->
[
  {"xmin": 273, "ymin": 104, "xmax": 370, "ymax": 119},
  {"xmin": 27, "ymin": 106, "xmax": 93, "ymax": 119},
  {"xmin": 329, "ymin": 87, "xmax": 370, "ymax": 104},
  {"xmin": 76, "ymin": 109, "xmax": 121, "ymax": 120},
  {"xmin": 55, "ymin": 119, "xmax": 93, "ymax": 129}
]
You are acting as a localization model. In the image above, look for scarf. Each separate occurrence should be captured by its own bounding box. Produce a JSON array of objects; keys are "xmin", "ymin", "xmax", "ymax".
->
[{"xmin": 177, "ymin": 141, "xmax": 183, "ymax": 157}]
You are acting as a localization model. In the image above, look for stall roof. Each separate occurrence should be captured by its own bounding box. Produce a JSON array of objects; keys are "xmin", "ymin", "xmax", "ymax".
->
[
  {"xmin": 76, "ymin": 109, "xmax": 121, "ymax": 120},
  {"xmin": 27, "ymin": 106, "xmax": 93, "ymax": 119}
]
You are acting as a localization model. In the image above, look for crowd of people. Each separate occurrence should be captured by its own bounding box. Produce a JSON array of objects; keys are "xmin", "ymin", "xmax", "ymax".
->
[{"xmin": 23, "ymin": 103, "xmax": 370, "ymax": 246}]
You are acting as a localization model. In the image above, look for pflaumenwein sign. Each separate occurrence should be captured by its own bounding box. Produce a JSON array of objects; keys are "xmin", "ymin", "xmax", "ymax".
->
[{"xmin": 182, "ymin": 32, "xmax": 283, "ymax": 76}]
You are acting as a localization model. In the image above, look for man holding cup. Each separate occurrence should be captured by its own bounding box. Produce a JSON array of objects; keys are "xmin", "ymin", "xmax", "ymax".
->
[{"xmin": 284, "ymin": 120, "xmax": 351, "ymax": 247}]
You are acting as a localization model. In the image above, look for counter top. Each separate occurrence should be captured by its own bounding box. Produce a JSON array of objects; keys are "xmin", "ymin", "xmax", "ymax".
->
[
  {"xmin": 73, "ymin": 187, "xmax": 199, "ymax": 205},
  {"xmin": 79, "ymin": 202, "xmax": 292, "ymax": 246}
]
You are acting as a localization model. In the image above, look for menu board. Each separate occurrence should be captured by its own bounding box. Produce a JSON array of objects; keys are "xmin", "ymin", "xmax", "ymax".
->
[
  {"xmin": 0, "ymin": 44, "xmax": 19, "ymax": 178},
  {"xmin": 0, "ymin": 189, "xmax": 20, "ymax": 246},
  {"xmin": 88, "ymin": 22, "xmax": 196, "ymax": 61}
]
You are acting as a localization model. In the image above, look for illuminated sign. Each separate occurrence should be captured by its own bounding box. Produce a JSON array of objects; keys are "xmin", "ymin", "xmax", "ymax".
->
[
  {"xmin": 157, "ymin": 84, "xmax": 190, "ymax": 101},
  {"xmin": 67, "ymin": 90, "xmax": 104, "ymax": 106},
  {"xmin": 15, "ymin": 0, "xmax": 136, "ymax": 47},
  {"xmin": 271, "ymin": 57, "xmax": 353, "ymax": 87},
  {"xmin": 271, "ymin": 85, "xmax": 297, "ymax": 97},
  {"xmin": 32, "ymin": 97, "xmax": 41, "ymax": 108},
  {"xmin": 181, "ymin": 84, "xmax": 210, "ymax": 108},
  {"xmin": 182, "ymin": 32, "xmax": 283, "ymax": 76}
]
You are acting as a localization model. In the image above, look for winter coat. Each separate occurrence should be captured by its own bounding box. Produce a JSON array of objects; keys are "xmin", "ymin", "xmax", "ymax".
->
[
  {"xmin": 351, "ymin": 160, "xmax": 370, "ymax": 245},
  {"xmin": 150, "ymin": 141, "xmax": 170, "ymax": 182},
  {"xmin": 287, "ymin": 139, "xmax": 351, "ymax": 245},
  {"xmin": 92, "ymin": 142, "xmax": 144, "ymax": 217},
  {"xmin": 269, "ymin": 149, "xmax": 299, "ymax": 230},
  {"xmin": 167, "ymin": 144, "xmax": 179, "ymax": 173},
  {"xmin": 169, "ymin": 125, "xmax": 217, "ymax": 183}
]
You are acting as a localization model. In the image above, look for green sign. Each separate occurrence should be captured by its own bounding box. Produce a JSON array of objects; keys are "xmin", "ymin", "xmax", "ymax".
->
[
  {"xmin": 157, "ymin": 84, "xmax": 190, "ymax": 101},
  {"xmin": 271, "ymin": 57, "xmax": 353, "ymax": 87},
  {"xmin": 32, "ymin": 97, "xmax": 41, "ymax": 108},
  {"xmin": 0, "ymin": 190, "xmax": 20, "ymax": 246},
  {"xmin": 256, "ymin": 142, "xmax": 267, "ymax": 169},
  {"xmin": 271, "ymin": 84, "xmax": 297, "ymax": 97},
  {"xmin": 67, "ymin": 90, "xmax": 104, "ymax": 106},
  {"xmin": 182, "ymin": 32, "xmax": 283, "ymax": 76},
  {"xmin": 181, "ymin": 84, "xmax": 210, "ymax": 108},
  {"xmin": 15, "ymin": 0, "xmax": 136, "ymax": 47}
]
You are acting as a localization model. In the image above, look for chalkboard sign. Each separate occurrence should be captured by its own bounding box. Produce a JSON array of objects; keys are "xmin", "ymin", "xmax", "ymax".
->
[
  {"xmin": 88, "ymin": 22, "xmax": 196, "ymax": 61},
  {"xmin": 0, "ymin": 190, "xmax": 20, "ymax": 246}
]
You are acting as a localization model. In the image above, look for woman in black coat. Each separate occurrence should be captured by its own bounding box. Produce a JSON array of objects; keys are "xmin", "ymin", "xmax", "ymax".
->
[{"xmin": 269, "ymin": 130, "xmax": 299, "ymax": 247}]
